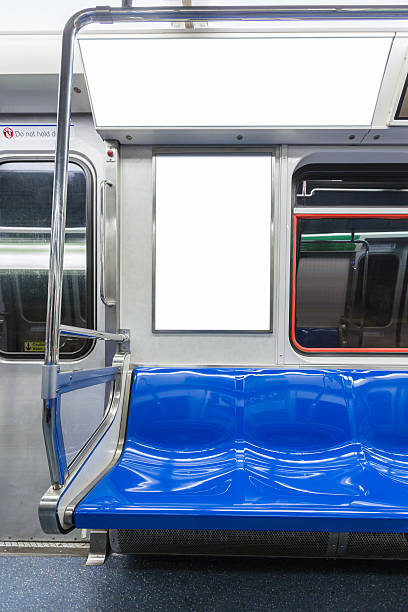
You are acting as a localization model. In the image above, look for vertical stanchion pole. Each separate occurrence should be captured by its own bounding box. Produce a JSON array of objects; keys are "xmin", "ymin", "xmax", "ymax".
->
[{"xmin": 42, "ymin": 17, "xmax": 78, "ymax": 488}]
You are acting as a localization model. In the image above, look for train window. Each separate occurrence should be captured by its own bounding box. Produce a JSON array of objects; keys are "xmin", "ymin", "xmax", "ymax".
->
[
  {"xmin": 154, "ymin": 154, "xmax": 272, "ymax": 332},
  {"xmin": 294, "ymin": 165, "xmax": 408, "ymax": 207},
  {"xmin": 0, "ymin": 160, "xmax": 93, "ymax": 359},
  {"xmin": 292, "ymin": 215, "xmax": 408, "ymax": 352}
]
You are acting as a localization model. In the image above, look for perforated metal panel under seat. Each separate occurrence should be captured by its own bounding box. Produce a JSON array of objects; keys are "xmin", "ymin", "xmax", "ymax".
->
[
  {"xmin": 345, "ymin": 532, "xmax": 408, "ymax": 559},
  {"xmin": 109, "ymin": 530, "xmax": 408, "ymax": 559},
  {"xmin": 110, "ymin": 530, "xmax": 331, "ymax": 557}
]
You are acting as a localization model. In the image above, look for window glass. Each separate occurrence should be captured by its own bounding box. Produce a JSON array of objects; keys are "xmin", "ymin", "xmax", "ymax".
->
[
  {"xmin": 154, "ymin": 155, "xmax": 271, "ymax": 332},
  {"xmin": 0, "ymin": 161, "xmax": 93, "ymax": 358},
  {"xmin": 60, "ymin": 381, "xmax": 113, "ymax": 468},
  {"xmin": 353, "ymin": 254, "xmax": 399, "ymax": 327},
  {"xmin": 294, "ymin": 165, "xmax": 408, "ymax": 207},
  {"xmin": 293, "ymin": 216, "xmax": 408, "ymax": 352}
]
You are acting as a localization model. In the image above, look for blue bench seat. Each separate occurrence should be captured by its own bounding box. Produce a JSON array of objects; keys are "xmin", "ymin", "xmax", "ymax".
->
[{"xmin": 74, "ymin": 368, "xmax": 408, "ymax": 532}]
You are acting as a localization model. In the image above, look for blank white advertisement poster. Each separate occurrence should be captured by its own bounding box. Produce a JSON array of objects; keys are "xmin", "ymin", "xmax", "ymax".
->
[
  {"xmin": 154, "ymin": 155, "xmax": 272, "ymax": 331},
  {"xmin": 79, "ymin": 37, "xmax": 391, "ymax": 128}
]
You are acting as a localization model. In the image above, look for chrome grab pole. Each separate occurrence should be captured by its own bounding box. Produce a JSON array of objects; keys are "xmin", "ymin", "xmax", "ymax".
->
[
  {"xmin": 60, "ymin": 325, "xmax": 129, "ymax": 343},
  {"xmin": 99, "ymin": 179, "xmax": 115, "ymax": 307},
  {"xmin": 42, "ymin": 16, "xmax": 79, "ymax": 488},
  {"xmin": 44, "ymin": 20, "xmax": 77, "ymax": 368},
  {"xmin": 42, "ymin": 3, "xmax": 408, "ymax": 488}
]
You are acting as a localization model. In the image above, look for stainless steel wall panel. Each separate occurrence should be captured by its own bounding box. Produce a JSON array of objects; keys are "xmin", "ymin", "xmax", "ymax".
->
[{"xmin": 0, "ymin": 114, "xmax": 107, "ymax": 540}]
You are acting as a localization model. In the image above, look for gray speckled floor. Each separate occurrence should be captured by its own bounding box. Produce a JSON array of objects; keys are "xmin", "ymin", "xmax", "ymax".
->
[{"xmin": 0, "ymin": 554, "xmax": 407, "ymax": 612}]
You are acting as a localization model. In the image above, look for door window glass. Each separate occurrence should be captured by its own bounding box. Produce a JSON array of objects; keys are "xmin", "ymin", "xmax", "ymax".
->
[{"xmin": 0, "ymin": 160, "xmax": 93, "ymax": 358}]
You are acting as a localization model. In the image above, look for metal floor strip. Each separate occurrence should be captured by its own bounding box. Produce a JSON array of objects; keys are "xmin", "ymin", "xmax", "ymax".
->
[{"xmin": 0, "ymin": 541, "xmax": 89, "ymax": 556}]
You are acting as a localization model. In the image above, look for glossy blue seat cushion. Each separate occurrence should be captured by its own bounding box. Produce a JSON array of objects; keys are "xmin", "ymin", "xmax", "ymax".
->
[{"xmin": 75, "ymin": 368, "xmax": 408, "ymax": 531}]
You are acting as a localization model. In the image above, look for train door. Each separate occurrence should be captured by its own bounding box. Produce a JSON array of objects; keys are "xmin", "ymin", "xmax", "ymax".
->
[{"xmin": 0, "ymin": 116, "xmax": 110, "ymax": 541}]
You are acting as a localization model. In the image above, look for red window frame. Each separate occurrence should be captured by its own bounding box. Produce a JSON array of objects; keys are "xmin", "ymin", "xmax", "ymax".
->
[{"xmin": 291, "ymin": 213, "xmax": 408, "ymax": 353}]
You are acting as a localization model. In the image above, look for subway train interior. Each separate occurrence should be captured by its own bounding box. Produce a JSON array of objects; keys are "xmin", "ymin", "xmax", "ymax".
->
[{"xmin": 7, "ymin": 2, "xmax": 408, "ymax": 599}]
